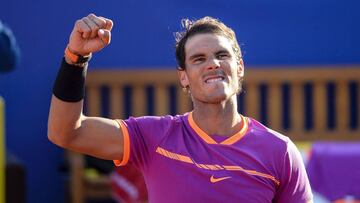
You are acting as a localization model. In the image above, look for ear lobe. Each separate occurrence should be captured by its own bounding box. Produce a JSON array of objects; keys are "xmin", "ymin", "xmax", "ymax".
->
[
  {"xmin": 178, "ymin": 69, "xmax": 189, "ymax": 88},
  {"xmin": 237, "ymin": 59, "xmax": 245, "ymax": 77}
]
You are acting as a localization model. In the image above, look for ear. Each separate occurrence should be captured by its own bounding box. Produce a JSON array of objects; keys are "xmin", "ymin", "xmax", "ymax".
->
[
  {"xmin": 178, "ymin": 69, "xmax": 189, "ymax": 88},
  {"xmin": 237, "ymin": 59, "xmax": 244, "ymax": 78}
]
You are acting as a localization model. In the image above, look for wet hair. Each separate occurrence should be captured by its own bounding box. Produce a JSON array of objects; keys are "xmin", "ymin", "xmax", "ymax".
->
[{"xmin": 175, "ymin": 16, "xmax": 242, "ymax": 71}]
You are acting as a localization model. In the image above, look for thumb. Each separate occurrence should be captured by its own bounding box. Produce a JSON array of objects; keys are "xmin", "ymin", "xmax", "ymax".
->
[{"xmin": 98, "ymin": 29, "xmax": 111, "ymax": 46}]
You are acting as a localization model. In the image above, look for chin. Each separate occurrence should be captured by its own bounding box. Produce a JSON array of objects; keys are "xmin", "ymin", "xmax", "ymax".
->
[
  {"xmin": 203, "ymin": 93, "xmax": 229, "ymax": 104},
  {"xmin": 193, "ymin": 87, "xmax": 237, "ymax": 104}
]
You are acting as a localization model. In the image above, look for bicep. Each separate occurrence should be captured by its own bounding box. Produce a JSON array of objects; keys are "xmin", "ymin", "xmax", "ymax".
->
[{"xmin": 67, "ymin": 115, "xmax": 124, "ymax": 161}]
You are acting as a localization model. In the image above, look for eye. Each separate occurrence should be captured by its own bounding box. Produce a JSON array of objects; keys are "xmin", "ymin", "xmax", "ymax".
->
[
  {"xmin": 217, "ymin": 53, "xmax": 230, "ymax": 60},
  {"xmin": 193, "ymin": 57, "xmax": 205, "ymax": 64}
]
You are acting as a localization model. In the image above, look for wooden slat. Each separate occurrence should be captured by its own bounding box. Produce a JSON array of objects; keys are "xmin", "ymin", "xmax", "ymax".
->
[
  {"xmin": 110, "ymin": 85, "xmax": 123, "ymax": 119},
  {"xmin": 177, "ymin": 86, "xmax": 192, "ymax": 114},
  {"xmin": 68, "ymin": 151, "xmax": 84, "ymax": 203},
  {"xmin": 268, "ymin": 82, "xmax": 281, "ymax": 131},
  {"xmin": 132, "ymin": 85, "xmax": 146, "ymax": 117},
  {"xmin": 155, "ymin": 85, "xmax": 169, "ymax": 116},
  {"xmin": 87, "ymin": 69, "xmax": 178, "ymax": 85},
  {"xmin": 286, "ymin": 130, "xmax": 360, "ymax": 141},
  {"xmin": 87, "ymin": 85, "xmax": 101, "ymax": 117},
  {"xmin": 313, "ymin": 81, "xmax": 327, "ymax": 133},
  {"xmin": 244, "ymin": 67, "xmax": 360, "ymax": 83},
  {"xmin": 336, "ymin": 81, "xmax": 349, "ymax": 131},
  {"xmin": 291, "ymin": 82, "xmax": 304, "ymax": 134},
  {"xmin": 245, "ymin": 83, "xmax": 259, "ymax": 120}
]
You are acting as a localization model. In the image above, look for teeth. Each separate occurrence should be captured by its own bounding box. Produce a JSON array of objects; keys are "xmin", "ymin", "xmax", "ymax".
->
[{"xmin": 206, "ymin": 77, "xmax": 223, "ymax": 83}]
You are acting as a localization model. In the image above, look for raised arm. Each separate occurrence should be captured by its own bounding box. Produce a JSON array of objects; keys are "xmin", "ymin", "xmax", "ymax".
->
[{"xmin": 48, "ymin": 14, "xmax": 124, "ymax": 161}]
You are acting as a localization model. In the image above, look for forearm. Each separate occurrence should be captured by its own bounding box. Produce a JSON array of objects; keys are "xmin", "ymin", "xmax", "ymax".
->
[{"xmin": 48, "ymin": 58, "xmax": 88, "ymax": 146}]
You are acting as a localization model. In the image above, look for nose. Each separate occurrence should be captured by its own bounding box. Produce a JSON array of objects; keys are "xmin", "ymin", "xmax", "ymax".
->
[{"xmin": 206, "ymin": 57, "xmax": 220, "ymax": 70}]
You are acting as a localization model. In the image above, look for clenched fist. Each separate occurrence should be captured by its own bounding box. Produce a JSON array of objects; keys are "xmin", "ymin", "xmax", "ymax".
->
[{"xmin": 67, "ymin": 13, "xmax": 113, "ymax": 56}]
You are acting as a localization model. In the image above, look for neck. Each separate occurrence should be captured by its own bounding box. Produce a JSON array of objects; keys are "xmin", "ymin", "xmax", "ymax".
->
[{"xmin": 192, "ymin": 96, "xmax": 242, "ymax": 137}]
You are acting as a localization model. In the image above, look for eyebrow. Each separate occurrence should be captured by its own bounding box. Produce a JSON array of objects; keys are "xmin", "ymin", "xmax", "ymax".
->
[
  {"xmin": 215, "ymin": 50, "xmax": 231, "ymax": 55},
  {"xmin": 188, "ymin": 53, "xmax": 205, "ymax": 61},
  {"xmin": 188, "ymin": 49, "xmax": 230, "ymax": 61}
]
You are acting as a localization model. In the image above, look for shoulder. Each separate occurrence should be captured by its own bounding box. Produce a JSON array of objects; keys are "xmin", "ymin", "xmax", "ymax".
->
[
  {"xmin": 246, "ymin": 117, "xmax": 291, "ymax": 150},
  {"xmin": 124, "ymin": 114, "xmax": 185, "ymax": 134},
  {"xmin": 246, "ymin": 117, "xmax": 305, "ymax": 167},
  {"xmin": 126, "ymin": 114, "xmax": 184, "ymax": 125},
  {"xmin": 123, "ymin": 114, "xmax": 187, "ymax": 157}
]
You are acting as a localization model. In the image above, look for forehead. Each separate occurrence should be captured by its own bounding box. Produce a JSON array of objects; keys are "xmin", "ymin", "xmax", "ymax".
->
[{"xmin": 185, "ymin": 33, "xmax": 233, "ymax": 58}]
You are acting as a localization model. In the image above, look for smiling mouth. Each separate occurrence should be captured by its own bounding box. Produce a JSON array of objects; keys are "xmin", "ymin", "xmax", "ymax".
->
[{"xmin": 205, "ymin": 76, "xmax": 225, "ymax": 83}]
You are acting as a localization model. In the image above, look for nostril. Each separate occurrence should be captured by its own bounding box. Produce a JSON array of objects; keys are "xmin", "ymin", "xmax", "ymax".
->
[{"xmin": 207, "ymin": 63, "xmax": 220, "ymax": 70}]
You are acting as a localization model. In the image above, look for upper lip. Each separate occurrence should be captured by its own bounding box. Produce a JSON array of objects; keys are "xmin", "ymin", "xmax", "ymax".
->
[{"xmin": 204, "ymin": 72, "xmax": 226, "ymax": 83}]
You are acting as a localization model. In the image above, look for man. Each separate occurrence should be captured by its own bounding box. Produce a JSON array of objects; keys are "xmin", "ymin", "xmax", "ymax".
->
[{"xmin": 48, "ymin": 14, "xmax": 313, "ymax": 202}]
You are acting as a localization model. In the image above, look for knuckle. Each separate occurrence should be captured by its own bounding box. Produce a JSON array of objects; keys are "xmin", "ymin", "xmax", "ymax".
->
[
  {"xmin": 81, "ymin": 27, "xmax": 91, "ymax": 34},
  {"xmin": 80, "ymin": 22, "xmax": 90, "ymax": 31},
  {"xmin": 97, "ymin": 20, "xmax": 106, "ymax": 27},
  {"xmin": 88, "ymin": 13, "xmax": 96, "ymax": 18},
  {"xmin": 75, "ymin": 19, "xmax": 82, "ymax": 26}
]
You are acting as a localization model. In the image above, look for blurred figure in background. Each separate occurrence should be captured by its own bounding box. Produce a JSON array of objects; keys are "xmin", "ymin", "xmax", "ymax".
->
[{"xmin": 0, "ymin": 20, "xmax": 20, "ymax": 72}]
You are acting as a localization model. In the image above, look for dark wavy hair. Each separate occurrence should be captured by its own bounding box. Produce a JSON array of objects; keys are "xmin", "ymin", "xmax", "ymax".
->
[{"xmin": 175, "ymin": 16, "xmax": 242, "ymax": 71}]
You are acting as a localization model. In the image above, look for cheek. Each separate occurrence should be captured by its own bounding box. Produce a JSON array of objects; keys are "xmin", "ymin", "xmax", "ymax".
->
[
  {"xmin": 188, "ymin": 76, "xmax": 202, "ymax": 90},
  {"xmin": 187, "ymin": 69, "xmax": 202, "ymax": 85},
  {"xmin": 227, "ymin": 65, "xmax": 238, "ymax": 77},
  {"xmin": 228, "ymin": 67, "xmax": 241, "ymax": 85}
]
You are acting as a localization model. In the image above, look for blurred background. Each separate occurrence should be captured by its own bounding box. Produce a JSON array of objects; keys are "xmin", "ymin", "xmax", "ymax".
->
[{"xmin": 0, "ymin": 0, "xmax": 359, "ymax": 203}]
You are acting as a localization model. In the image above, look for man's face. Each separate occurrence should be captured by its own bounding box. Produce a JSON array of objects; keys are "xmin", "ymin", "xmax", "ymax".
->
[{"xmin": 178, "ymin": 33, "xmax": 244, "ymax": 104}]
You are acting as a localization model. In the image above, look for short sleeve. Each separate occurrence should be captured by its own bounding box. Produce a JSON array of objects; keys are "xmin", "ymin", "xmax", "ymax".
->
[
  {"xmin": 274, "ymin": 140, "xmax": 313, "ymax": 203},
  {"xmin": 114, "ymin": 115, "xmax": 176, "ymax": 171}
]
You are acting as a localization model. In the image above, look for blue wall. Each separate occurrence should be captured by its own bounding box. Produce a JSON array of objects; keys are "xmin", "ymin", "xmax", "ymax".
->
[{"xmin": 0, "ymin": 0, "xmax": 359, "ymax": 202}]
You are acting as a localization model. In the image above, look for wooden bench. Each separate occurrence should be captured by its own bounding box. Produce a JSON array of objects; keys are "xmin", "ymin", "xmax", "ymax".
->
[{"xmin": 67, "ymin": 65, "xmax": 360, "ymax": 203}]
